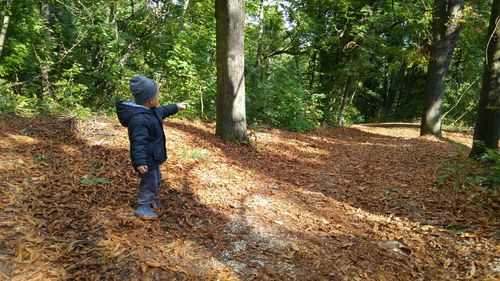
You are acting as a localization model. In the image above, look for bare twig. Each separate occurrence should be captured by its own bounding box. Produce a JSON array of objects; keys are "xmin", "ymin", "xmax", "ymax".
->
[
  {"xmin": 442, "ymin": 77, "xmax": 480, "ymax": 119},
  {"xmin": 451, "ymin": 106, "xmax": 473, "ymax": 125},
  {"xmin": 55, "ymin": 34, "xmax": 87, "ymax": 64},
  {"xmin": 486, "ymin": 16, "xmax": 500, "ymax": 68}
]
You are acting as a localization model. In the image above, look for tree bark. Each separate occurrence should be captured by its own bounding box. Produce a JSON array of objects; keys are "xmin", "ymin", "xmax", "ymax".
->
[
  {"xmin": 0, "ymin": 0, "xmax": 12, "ymax": 57},
  {"xmin": 469, "ymin": 0, "xmax": 500, "ymax": 157},
  {"xmin": 420, "ymin": 0, "xmax": 464, "ymax": 136},
  {"xmin": 179, "ymin": 0, "xmax": 190, "ymax": 29},
  {"xmin": 337, "ymin": 76, "xmax": 352, "ymax": 126},
  {"xmin": 319, "ymin": 49, "xmax": 336, "ymax": 124},
  {"xmin": 384, "ymin": 62, "xmax": 406, "ymax": 117},
  {"xmin": 308, "ymin": 50, "xmax": 317, "ymax": 90},
  {"xmin": 215, "ymin": 0, "xmax": 248, "ymax": 141},
  {"xmin": 251, "ymin": 0, "xmax": 264, "ymax": 97},
  {"xmin": 41, "ymin": 0, "xmax": 54, "ymax": 96}
]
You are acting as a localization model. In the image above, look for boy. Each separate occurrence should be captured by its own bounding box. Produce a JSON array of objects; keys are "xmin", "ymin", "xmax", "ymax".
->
[{"xmin": 116, "ymin": 75, "xmax": 187, "ymax": 219}]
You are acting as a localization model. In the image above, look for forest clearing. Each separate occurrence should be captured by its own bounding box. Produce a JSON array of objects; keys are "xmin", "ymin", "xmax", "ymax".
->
[{"xmin": 0, "ymin": 116, "xmax": 498, "ymax": 280}]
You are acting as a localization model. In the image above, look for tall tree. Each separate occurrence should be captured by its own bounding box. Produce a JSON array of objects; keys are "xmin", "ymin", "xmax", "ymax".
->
[
  {"xmin": 469, "ymin": 0, "xmax": 500, "ymax": 157},
  {"xmin": 252, "ymin": 0, "xmax": 264, "ymax": 97},
  {"xmin": 178, "ymin": 0, "xmax": 190, "ymax": 29},
  {"xmin": 0, "ymin": 0, "xmax": 12, "ymax": 57},
  {"xmin": 337, "ymin": 75, "xmax": 353, "ymax": 126},
  {"xmin": 420, "ymin": 0, "xmax": 464, "ymax": 136},
  {"xmin": 40, "ymin": 0, "xmax": 54, "ymax": 96},
  {"xmin": 215, "ymin": 0, "xmax": 248, "ymax": 141}
]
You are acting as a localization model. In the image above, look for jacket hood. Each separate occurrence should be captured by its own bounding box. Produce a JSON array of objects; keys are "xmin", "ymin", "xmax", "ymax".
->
[{"xmin": 116, "ymin": 100, "xmax": 152, "ymax": 126}]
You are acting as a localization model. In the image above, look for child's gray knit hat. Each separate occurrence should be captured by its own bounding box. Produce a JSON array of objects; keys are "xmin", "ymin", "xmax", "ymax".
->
[{"xmin": 130, "ymin": 75, "xmax": 158, "ymax": 105}]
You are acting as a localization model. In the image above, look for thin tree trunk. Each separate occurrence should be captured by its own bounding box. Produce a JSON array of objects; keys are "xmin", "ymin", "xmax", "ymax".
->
[
  {"xmin": 308, "ymin": 51, "xmax": 317, "ymax": 90},
  {"xmin": 337, "ymin": 76, "xmax": 353, "ymax": 126},
  {"xmin": 0, "ymin": 15, "xmax": 9, "ymax": 57},
  {"xmin": 200, "ymin": 90, "xmax": 204, "ymax": 119},
  {"xmin": 349, "ymin": 84, "xmax": 358, "ymax": 104},
  {"xmin": 251, "ymin": 0, "xmax": 264, "ymax": 97},
  {"xmin": 383, "ymin": 64, "xmax": 401, "ymax": 117},
  {"xmin": 111, "ymin": 3, "xmax": 119, "ymax": 51},
  {"xmin": 451, "ymin": 106, "xmax": 473, "ymax": 126},
  {"xmin": 395, "ymin": 65, "xmax": 412, "ymax": 113},
  {"xmin": 469, "ymin": 0, "xmax": 500, "ymax": 157},
  {"xmin": 382, "ymin": 63, "xmax": 390, "ymax": 110},
  {"xmin": 179, "ymin": 0, "xmax": 190, "ymax": 29},
  {"xmin": 420, "ymin": 0, "xmax": 464, "ymax": 136},
  {"xmin": 0, "ymin": 0, "xmax": 12, "ymax": 57},
  {"xmin": 442, "ymin": 77, "xmax": 480, "ymax": 119},
  {"xmin": 319, "ymin": 50, "xmax": 336, "ymax": 124},
  {"xmin": 215, "ymin": 0, "xmax": 248, "ymax": 141},
  {"xmin": 41, "ymin": 0, "xmax": 54, "ymax": 96}
]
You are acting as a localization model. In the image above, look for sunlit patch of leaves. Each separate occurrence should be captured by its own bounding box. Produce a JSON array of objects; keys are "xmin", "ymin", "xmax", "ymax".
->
[{"xmin": 176, "ymin": 148, "xmax": 208, "ymax": 160}]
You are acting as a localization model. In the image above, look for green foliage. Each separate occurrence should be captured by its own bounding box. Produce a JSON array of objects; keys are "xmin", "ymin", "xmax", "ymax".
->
[
  {"xmin": 0, "ymin": 0, "xmax": 492, "ymax": 131},
  {"xmin": 441, "ymin": 1, "xmax": 490, "ymax": 126},
  {"xmin": 476, "ymin": 143, "xmax": 500, "ymax": 189},
  {"xmin": 162, "ymin": 25, "xmax": 216, "ymax": 120},
  {"xmin": 249, "ymin": 58, "xmax": 321, "ymax": 132},
  {"xmin": 436, "ymin": 141, "xmax": 499, "ymax": 194},
  {"xmin": 80, "ymin": 176, "xmax": 109, "ymax": 186}
]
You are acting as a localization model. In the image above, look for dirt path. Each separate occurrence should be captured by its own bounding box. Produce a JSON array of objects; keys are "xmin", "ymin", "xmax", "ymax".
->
[{"xmin": 0, "ymin": 116, "xmax": 498, "ymax": 280}]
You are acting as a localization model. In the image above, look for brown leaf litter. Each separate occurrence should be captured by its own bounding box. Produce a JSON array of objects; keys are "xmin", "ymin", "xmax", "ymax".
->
[{"xmin": 0, "ymin": 116, "xmax": 498, "ymax": 280}]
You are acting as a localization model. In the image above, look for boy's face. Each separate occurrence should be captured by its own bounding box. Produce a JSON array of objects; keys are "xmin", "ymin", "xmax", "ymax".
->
[{"xmin": 146, "ymin": 90, "xmax": 160, "ymax": 108}]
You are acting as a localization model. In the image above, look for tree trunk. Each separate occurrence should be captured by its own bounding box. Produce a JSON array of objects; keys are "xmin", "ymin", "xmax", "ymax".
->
[
  {"xmin": 337, "ymin": 76, "xmax": 352, "ymax": 126},
  {"xmin": 319, "ymin": 49, "xmax": 336, "ymax": 124},
  {"xmin": 41, "ymin": 0, "xmax": 54, "ymax": 97},
  {"xmin": 0, "ymin": 0, "xmax": 12, "ymax": 57},
  {"xmin": 251, "ymin": 0, "xmax": 264, "ymax": 97},
  {"xmin": 179, "ymin": 0, "xmax": 190, "ymax": 29},
  {"xmin": 384, "ymin": 62, "xmax": 406, "ymax": 117},
  {"xmin": 308, "ymin": 51, "xmax": 317, "ymax": 90},
  {"xmin": 469, "ymin": 0, "xmax": 500, "ymax": 157},
  {"xmin": 111, "ymin": 3, "xmax": 120, "ymax": 54},
  {"xmin": 420, "ymin": 0, "xmax": 464, "ymax": 136},
  {"xmin": 215, "ymin": 0, "xmax": 248, "ymax": 141},
  {"xmin": 382, "ymin": 63, "xmax": 389, "ymax": 107}
]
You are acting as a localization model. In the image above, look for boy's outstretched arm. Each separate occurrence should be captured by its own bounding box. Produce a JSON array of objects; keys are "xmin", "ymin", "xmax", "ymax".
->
[{"xmin": 159, "ymin": 103, "xmax": 188, "ymax": 119}]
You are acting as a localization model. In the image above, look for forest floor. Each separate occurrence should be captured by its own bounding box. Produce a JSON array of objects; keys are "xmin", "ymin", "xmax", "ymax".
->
[{"xmin": 0, "ymin": 116, "xmax": 498, "ymax": 280}]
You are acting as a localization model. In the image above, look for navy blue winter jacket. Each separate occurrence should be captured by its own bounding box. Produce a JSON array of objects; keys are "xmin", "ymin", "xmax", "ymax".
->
[{"xmin": 116, "ymin": 100, "xmax": 179, "ymax": 169}]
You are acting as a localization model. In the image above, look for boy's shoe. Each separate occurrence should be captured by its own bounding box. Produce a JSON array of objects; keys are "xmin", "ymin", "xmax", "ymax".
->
[
  {"xmin": 135, "ymin": 205, "xmax": 158, "ymax": 220},
  {"xmin": 151, "ymin": 198, "xmax": 162, "ymax": 209}
]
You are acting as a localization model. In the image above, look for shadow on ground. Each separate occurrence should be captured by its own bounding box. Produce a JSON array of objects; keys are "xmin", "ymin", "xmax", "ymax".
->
[{"xmin": 169, "ymin": 121, "xmax": 497, "ymax": 236}]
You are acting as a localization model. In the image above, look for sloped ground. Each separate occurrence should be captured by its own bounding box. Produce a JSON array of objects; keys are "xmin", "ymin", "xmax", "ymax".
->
[{"xmin": 0, "ymin": 116, "xmax": 498, "ymax": 280}]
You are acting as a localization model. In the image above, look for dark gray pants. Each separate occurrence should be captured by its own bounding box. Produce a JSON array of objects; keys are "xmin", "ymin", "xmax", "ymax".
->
[{"xmin": 138, "ymin": 167, "xmax": 161, "ymax": 206}]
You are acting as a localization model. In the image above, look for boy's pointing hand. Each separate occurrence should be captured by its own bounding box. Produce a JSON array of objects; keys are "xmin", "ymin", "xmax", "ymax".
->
[
  {"xmin": 177, "ymin": 102, "xmax": 188, "ymax": 111},
  {"xmin": 137, "ymin": 165, "xmax": 148, "ymax": 174}
]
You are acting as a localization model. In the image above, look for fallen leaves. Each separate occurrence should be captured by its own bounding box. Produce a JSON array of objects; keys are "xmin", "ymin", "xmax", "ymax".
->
[
  {"xmin": 381, "ymin": 240, "xmax": 412, "ymax": 256},
  {"xmin": 465, "ymin": 262, "xmax": 476, "ymax": 279},
  {"xmin": 444, "ymin": 258, "xmax": 452, "ymax": 269},
  {"xmin": 0, "ymin": 117, "xmax": 498, "ymax": 280}
]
